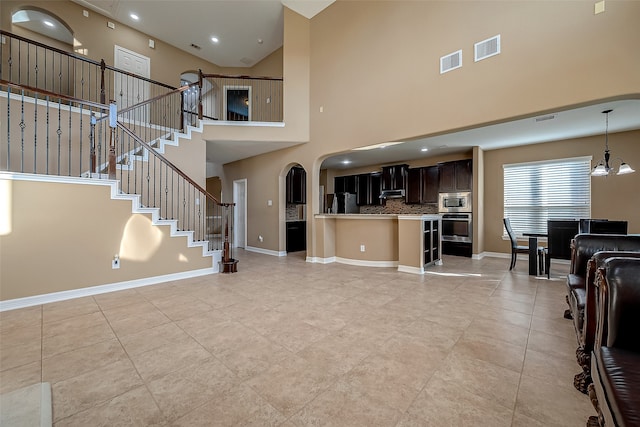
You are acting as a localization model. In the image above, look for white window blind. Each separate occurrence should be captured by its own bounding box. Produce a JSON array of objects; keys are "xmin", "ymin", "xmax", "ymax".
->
[{"xmin": 503, "ymin": 157, "xmax": 591, "ymax": 236}]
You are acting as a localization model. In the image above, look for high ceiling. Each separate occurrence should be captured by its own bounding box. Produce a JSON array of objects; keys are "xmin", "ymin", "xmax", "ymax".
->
[
  {"xmin": 71, "ymin": 0, "xmax": 334, "ymax": 67},
  {"xmin": 33, "ymin": 2, "xmax": 640, "ymax": 168}
]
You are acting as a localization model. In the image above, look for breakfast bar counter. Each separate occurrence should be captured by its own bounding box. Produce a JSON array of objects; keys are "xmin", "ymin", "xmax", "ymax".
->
[{"xmin": 313, "ymin": 214, "xmax": 442, "ymax": 273}]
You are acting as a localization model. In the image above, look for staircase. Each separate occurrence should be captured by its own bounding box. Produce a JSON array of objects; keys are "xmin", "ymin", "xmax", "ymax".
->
[{"xmin": 0, "ymin": 30, "xmax": 237, "ymax": 308}]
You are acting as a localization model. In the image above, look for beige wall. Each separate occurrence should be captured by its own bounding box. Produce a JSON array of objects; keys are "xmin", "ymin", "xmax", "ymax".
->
[
  {"xmin": 334, "ymin": 217, "xmax": 398, "ymax": 262},
  {"xmin": 223, "ymin": 1, "xmax": 640, "ymax": 258},
  {"xmin": 483, "ymin": 130, "xmax": 640, "ymax": 255},
  {"xmin": 0, "ymin": 178, "xmax": 212, "ymax": 301},
  {"xmin": 397, "ymin": 218, "xmax": 422, "ymax": 269}
]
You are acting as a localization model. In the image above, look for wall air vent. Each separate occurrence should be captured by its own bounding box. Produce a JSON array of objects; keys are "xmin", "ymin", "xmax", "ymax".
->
[
  {"xmin": 440, "ymin": 50, "xmax": 462, "ymax": 74},
  {"xmin": 475, "ymin": 35, "xmax": 500, "ymax": 62}
]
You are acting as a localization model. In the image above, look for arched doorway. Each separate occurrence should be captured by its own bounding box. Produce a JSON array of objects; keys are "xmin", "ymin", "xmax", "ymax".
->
[{"xmin": 285, "ymin": 164, "xmax": 307, "ymax": 253}]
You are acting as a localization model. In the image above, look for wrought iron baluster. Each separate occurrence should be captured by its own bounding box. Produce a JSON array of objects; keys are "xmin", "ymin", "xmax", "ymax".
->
[{"xmin": 19, "ymin": 89, "xmax": 25, "ymax": 172}]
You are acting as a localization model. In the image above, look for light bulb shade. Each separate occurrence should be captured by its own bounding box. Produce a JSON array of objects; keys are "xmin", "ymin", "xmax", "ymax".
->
[
  {"xmin": 617, "ymin": 163, "xmax": 635, "ymax": 175},
  {"xmin": 591, "ymin": 164, "xmax": 609, "ymax": 176}
]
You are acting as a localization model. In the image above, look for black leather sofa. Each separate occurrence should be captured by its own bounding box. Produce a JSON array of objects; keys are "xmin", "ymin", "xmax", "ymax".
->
[
  {"xmin": 588, "ymin": 257, "xmax": 640, "ymax": 427},
  {"xmin": 565, "ymin": 234, "xmax": 640, "ymax": 393}
]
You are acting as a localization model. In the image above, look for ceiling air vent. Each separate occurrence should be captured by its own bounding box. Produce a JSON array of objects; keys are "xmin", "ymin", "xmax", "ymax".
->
[
  {"xmin": 440, "ymin": 50, "xmax": 462, "ymax": 74},
  {"xmin": 475, "ymin": 35, "xmax": 500, "ymax": 62}
]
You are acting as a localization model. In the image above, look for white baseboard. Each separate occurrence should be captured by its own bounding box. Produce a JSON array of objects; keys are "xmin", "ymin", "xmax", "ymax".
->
[
  {"xmin": 334, "ymin": 257, "xmax": 398, "ymax": 268},
  {"xmin": 0, "ymin": 268, "xmax": 216, "ymax": 312},
  {"xmin": 306, "ymin": 256, "xmax": 336, "ymax": 264},
  {"xmin": 244, "ymin": 246, "xmax": 287, "ymax": 257},
  {"xmin": 397, "ymin": 265, "xmax": 425, "ymax": 275}
]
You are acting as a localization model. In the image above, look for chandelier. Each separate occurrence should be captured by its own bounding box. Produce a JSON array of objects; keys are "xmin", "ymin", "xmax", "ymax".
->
[{"xmin": 591, "ymin": 109, "xmax": 635, "ymax": 176}]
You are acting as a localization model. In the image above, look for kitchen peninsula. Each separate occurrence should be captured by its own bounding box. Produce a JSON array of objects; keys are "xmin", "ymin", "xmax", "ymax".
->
[{"xmin": 313, "ymin": 214, "xmax": 442, "ymax": 274}]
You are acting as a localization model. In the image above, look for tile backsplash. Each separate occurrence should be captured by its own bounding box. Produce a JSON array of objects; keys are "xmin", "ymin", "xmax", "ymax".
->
[{"xmin": 359, "ymin": 199, "xmax": 439, "ymax": 215}]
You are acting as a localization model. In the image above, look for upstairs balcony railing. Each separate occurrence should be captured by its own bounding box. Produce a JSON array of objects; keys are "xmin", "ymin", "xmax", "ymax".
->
[{"xmin": 193, "ymin": 70, "xmax": 283, "ymax": 125}]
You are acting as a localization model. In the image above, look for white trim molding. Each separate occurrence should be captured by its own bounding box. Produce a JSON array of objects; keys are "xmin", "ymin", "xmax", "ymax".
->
[
  {"xmin": 306, "ymin": 256, "xmax": 336, "ymax": 264},
  {"xmin": 334, "ymin": 257, "xmax": 398, "ymax": 268},
  {"xmin": 245, "ymin": 246, "xmax": 287, "ymax": 257},
  {"xmin": 0, "ymin": 268, "xmax": 216, "ymax": 312}
]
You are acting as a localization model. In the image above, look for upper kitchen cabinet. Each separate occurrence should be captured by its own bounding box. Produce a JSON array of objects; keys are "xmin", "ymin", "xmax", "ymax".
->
[
  {"xmin": 286, "ymin": 166, "xmax": 306, "ymax": 204},
  {"xmin": 438, "ymin": 159, "xmax": 472, "ymax": 193},
  {"xmin": 334, "ymin": 175, "xmax": 357, "ymax": 194},
  {"xmin": 382, "ymin": 165, "xmax": 408, "ymax": 191},
  {"xmin": 406, "ymin": 166, "xmax": 439, "ymax": 204},
  {"xmin": 356, "ymin": 173, "xmax": 382, "ymax": 206}
]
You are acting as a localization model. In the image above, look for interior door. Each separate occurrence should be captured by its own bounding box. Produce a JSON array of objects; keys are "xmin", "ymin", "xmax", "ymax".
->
[
  {"xmin": 114, "ymin": 46, "xmax": 150, "ymax": 122},
  {"xmin": 233, "ymin": 179, "xmax": 247, "ymax": 248}
]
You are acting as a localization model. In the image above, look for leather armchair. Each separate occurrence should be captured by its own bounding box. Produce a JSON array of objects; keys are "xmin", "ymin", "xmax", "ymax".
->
[
  {"xmin": 573, "ymin": 251, "xmax": 640, "ymax": 394},
  {"xmin": 588, "ymin": 257, "xmax": 640, "ymax": 427},
  {"xmin": 565, "ymin": 234, "xmax": 640, "ymax": 394}
]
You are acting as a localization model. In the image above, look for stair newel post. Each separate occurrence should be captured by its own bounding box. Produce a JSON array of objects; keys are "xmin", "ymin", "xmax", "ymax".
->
[
  {"xmin": 197, "ymin": 69, "xmax": 203, "ymax": 121},
  {"xmin": 89, "ymin": 112, "xmax": 96, "ymax": 174},
  {"xmin": 99, "ymin": 59, "xmax": 106, "ymax": 105},
  {"xmin": 108, "ymin": 101, "xmax": 117, "ymax": 180},
  {"xmin": 221, "ymin": 203, "xmax": 238, "ymax": 273}
]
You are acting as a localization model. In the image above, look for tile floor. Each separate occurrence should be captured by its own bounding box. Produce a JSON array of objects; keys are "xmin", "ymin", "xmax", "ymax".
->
[{"xmin": 0, "ymin": 250, "xmax": 596, "ymax": 426}]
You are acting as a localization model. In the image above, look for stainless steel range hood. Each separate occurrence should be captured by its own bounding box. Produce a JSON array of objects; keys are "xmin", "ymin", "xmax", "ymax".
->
[{"xmin": 379, "ymin": 189, "xmax": 405, "ymax": 199}]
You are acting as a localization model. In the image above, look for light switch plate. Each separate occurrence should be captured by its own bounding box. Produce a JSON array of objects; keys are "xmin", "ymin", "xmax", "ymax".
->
[{"xmin": 595, "ymin": 0, "xmax": 605, "ymax": 14}]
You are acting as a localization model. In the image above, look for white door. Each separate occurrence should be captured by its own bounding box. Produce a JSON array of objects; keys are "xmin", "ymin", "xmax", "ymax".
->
[
  {"xmin": 233, "ymin": 179, "xmax": 247, "ymax": 248},
  {"xmin": 114, "ymin": 46, "xmax": 150, "ymax": 121}
]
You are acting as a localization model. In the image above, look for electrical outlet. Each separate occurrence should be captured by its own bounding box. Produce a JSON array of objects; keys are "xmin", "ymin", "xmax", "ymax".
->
[
  {"xmin": 112, "ymin": 254, "xmax": 120, "ymax": 269},
  {"xmin": 360, "ymin": 244, "xmax": 365, "ymax": 252},
  {"xmin": 594, "ymin": 0, "xmax": 605, "ymax": 14},
  {"xmin": 259, "ymin": 235, "xmax": 264, "ymax": 242},
  {"xmin": 107, "ymin": 21, "xmax": 115, "ymax": 29}
]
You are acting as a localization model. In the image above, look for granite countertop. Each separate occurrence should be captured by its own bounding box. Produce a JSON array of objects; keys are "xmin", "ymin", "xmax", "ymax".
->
[{"xmin": 315, "ymin": 214, "xmax": 441, "ymax": 219}]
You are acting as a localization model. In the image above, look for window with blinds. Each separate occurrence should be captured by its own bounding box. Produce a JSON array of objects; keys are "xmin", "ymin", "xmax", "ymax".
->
[{"xmin": 503, "ymin": 157, "xmax": 591, "ymax": 237}]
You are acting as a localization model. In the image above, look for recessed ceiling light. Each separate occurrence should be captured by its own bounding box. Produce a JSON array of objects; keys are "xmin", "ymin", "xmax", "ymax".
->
[
  {"xmin": 129, "ymin": 13, "xmax": 139, "ymax": 21},
  {"xmin": 257, "ymin": 38, "xmax": 263, "ymax": 44},
  {"xmin": 342, "ymin": 160, "xmax": 352, "ymax": 165},
  {"xmin": 43, "ymin": 20, "xmax": 54, "ymax": 27},
  {"xmin": 421, "ymin": 148, "xmax": 428, "ymax": 152},
  {"xmin": 211, "ymin": 36, "xmax": 219, "ymax": 43}
]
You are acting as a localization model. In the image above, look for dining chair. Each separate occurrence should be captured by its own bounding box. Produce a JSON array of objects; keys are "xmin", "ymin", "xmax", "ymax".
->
[
  {"xmin": 545, "ymin": 219, "xmax": 580, "ymax": 278},
  {"xmin": 504, "ymin": 218, "xmax": 543, "ymax": 272}
]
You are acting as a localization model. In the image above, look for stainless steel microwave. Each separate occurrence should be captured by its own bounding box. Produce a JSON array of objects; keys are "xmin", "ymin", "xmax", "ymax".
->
[{"xmin": 439, "ymin": 192, "xmax": 472, "ymax": 213}]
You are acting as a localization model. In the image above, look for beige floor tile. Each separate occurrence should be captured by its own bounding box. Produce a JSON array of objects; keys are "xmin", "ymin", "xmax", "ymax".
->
[
  {"xmin": 0, "ymin": 306, "xmax": 41, "ymax": 333},
  {"xmin": 452, "ymin": 333, "xmax": 526, "ymax": 373},
  {"xmin": 405, "ymin": 375, "xmax": 513, "ymax": 426},
  {"xmin": 288, "ymin": 380, "xmax": 402, "ymax": 427},
  {"xmin": 433, "ymin": 351, "xmax": 521, "ymax": 409},
  {"xmin": 128, "ymin": 337, "xmax": 212, "ymax": 382},
  {"xmin": 522, "ymin": 348, "xmax": 581, "ymax": 390},
  {"xmin": 343, "ymin": 354, "xmax": 425, "ymax": 412},
  {"xmin": 146, "ymin": 357, "xmax": 238, "ymax": 421},
  {"xmin": 0, "ymin": 361, "xmax": 41, "ymax": 394},
  {"xmin": 171, "ymin": 383, "xmax": 285, "ymax": 427},
  {"xmin": 51, "ymin": 359, "xmax": 143, "ymax": 422},
  {"xmin": 0, "ymin": 251, "xmax": 597, "ymax": 425},
  {"xmin": 42, "ymin": 339, "xmax": 128, "ymax": 384},
  {"xmin": 43, "ymin": 321, "xmax": 115, "ymax": 358},
  {"xmin": 42, "ymin": 296, "xmax": 100, "ymax": 324},
  {"xmin": 515, "ymin": 374, "xmax": 595, "ymax": 426},
  {"xmin": 0, "ymin": 339, "xmax": 41, "ymax": 372},
  {"xmin": 54, "ymin": 386, "xmax": 164, "ymax": 427},
  {"xmin": 245, "ymin": 355, "xmax": 337, "ymax": 417}
]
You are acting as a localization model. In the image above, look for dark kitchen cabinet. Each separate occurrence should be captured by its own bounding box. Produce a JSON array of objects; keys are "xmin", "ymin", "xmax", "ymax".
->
[
  {"xmin": 370, "ymin": 173, "xmax": 382, "ymax": 204},
  {"xmin": 438, "ymin": 159, "xmax": 472, "ymax": 193},
  {"xmin": 334, "ymin": 175, "xmax": 357, "ymax": 194},
  {"xmin": 382, "ymin": 165, "xmax": 407, "ymax": 191},
  {"xmin": 422, "ymin": 165, "xmax": 439, "ymax": 203},
  {"xmin": 406, "ymin": 166, "xmax": 439, "ymax": 204},
  {"xmin": 286, "ymin": 221, "xmax": 306, "ymax": 252},
  {"xmin": 286, "ymin": 167, "xmax": 306, "ymax": 204},
  {"xmin": 405, "ymin": 168, "xmax": 422, "ymax": 204},
  {"xmin": 356, "ymin": 174, "xmax": 370, "ymax": 206}
]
